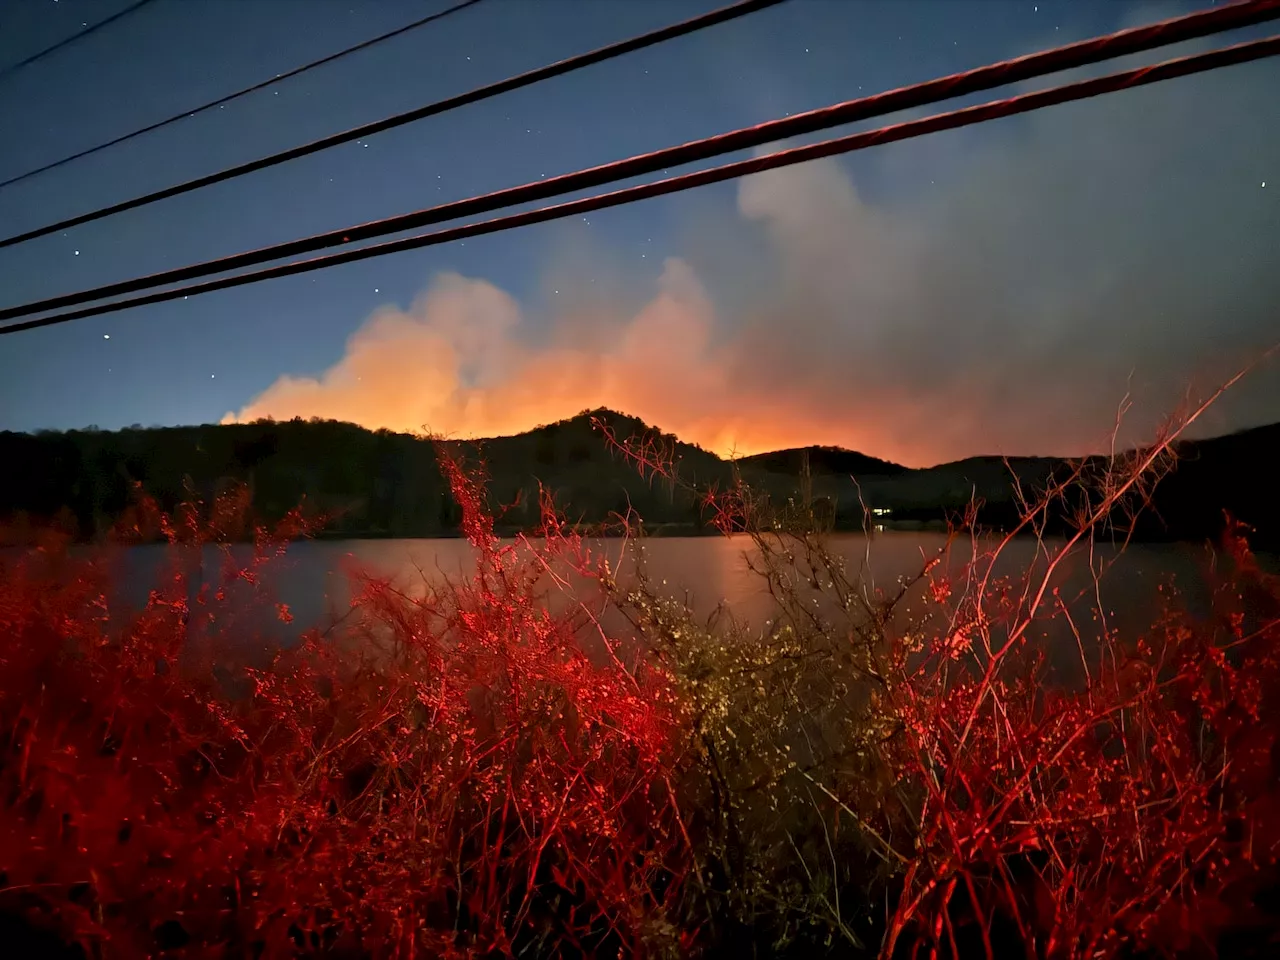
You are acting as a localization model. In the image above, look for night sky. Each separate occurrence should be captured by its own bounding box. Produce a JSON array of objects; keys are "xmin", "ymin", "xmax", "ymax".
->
[{"xmin": 0, "ymin": 0, "xmax": 1275, "ymax": 467}]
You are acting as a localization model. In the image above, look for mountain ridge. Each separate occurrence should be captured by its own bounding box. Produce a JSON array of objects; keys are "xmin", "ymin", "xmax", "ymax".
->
[{"xmin": 1, "ymin": 409, "xmax": 1275, "ymax": 546}]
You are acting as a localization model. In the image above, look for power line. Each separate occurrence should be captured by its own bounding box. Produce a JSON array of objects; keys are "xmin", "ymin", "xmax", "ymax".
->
[
  {"xmin": 2, "ymin": 0, "xmax": 1276, "ymax": 326},
  {"xmin": 0, "ymin": 0, "xmax": 158, "ymax": 84},
  {"xmin": 0, "ymin": 0, "xmax": 790, "ymax": 249},
  {"xmin": 0, "ymin": 0, "xmax": 486, "ymax": 192},
  {"xmin": 3, "ymin": 32, "xmax": 1275, "ymax": 338}
]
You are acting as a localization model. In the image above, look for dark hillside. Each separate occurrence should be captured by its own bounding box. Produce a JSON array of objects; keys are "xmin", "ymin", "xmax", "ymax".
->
[
  {"xmin": 737, "ymin": 446, "xmax": 908, "ymax": 478},
  {"xmin": 0, "ymin": 413, "xmax": 1274, "ymax": 546}
]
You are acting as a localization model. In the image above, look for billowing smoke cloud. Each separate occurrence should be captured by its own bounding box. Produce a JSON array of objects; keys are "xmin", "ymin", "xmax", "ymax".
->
[{"xmin": 228, "ymin": 46, "xmax": 1278, "ymax": 468}]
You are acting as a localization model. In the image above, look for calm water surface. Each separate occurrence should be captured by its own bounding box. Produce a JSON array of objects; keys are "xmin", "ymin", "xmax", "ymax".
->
[{"xmin": 101, "ymin": 533, "xmax": 1264, "ymax": 657}]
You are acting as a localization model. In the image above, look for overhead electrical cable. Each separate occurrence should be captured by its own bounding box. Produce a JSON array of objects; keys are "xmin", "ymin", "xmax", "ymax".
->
[
  {"xmin": 0, "ymin": 0, "xmax": 158, "ymax": 84},
  {"xmin": 1, "ymin": 0, "xmax": 1276, "ymax": 327},
  {"xmin": 2, "ymin": 32, "xmax": 1275, "ymax": 337},
  {"xmin": 0, "ymin": 0, "xmax": 486, "ymax": 192},
  {"xmin": 0, "ymin": 0, "xmax": 790, "ymax": 249}
]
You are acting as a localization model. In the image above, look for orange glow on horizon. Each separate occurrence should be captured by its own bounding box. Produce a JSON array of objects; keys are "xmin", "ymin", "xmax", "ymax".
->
[{"xmin": 222, "ymin": 153, "xmax": 1221, "ymax": 470}]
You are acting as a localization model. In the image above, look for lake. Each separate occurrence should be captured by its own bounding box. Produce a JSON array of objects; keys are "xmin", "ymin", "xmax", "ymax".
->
[{"xmin": 97, "ymin": 531, "xmax": 1270, "ymax": 660}]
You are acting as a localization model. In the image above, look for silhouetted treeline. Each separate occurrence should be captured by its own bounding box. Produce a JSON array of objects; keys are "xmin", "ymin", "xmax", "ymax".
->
[
  {"xmin": 0, "ymin": 410, "xmax": 1275, "ymax": 547},
  {"xmin": 0, "ymin": 411, "xmax": 726, "ymax": 542},
  {"xmin": 748, "ymin": 424, "xmax": 1280, "ymax": 548}
]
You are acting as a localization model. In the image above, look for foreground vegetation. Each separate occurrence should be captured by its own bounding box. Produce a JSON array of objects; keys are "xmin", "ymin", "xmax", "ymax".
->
[{"xmin": 1, "ymin": 407, "xmax": 1278, "ymax": 958}]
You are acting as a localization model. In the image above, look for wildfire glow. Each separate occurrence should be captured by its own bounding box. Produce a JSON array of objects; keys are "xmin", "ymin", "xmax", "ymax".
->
[
  {"xmin": 226, "ymin": 102, "xmax": 1277, "ymax": 468},
  {"xmin": 223, "ymin": 258, "xmax": 919, "ymax": 464}
]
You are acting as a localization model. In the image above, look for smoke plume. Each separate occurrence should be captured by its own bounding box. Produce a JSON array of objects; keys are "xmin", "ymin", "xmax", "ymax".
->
[{"xmin": 227, "ymin": 48, "xmax": 1278, "ymax": 467}]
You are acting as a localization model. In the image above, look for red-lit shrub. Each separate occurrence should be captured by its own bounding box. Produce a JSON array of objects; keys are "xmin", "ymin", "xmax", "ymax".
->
[
  {"xmin": 871, "ymin": 514, "xmax": 1280, "ymax": 960},
  {"xmin": 0, "ymin": 454, "xmax": 689, "ymax": 959},
  {"xmin": 597, "ymin": 406, "xmax": 1280, "ymax": 958}
]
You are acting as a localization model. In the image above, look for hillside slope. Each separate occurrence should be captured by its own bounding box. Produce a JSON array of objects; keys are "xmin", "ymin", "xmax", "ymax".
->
[{"xmin": 0, "ymin": 412, "xmax": 1274, "ymax": 546}]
